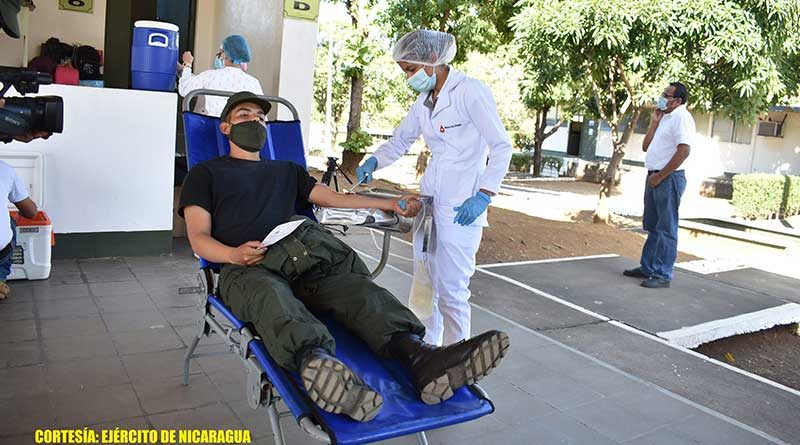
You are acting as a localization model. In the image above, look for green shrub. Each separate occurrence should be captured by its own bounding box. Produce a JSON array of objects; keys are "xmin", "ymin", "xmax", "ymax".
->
[
  {"xmin": 732, "ymin": 173, "xmax": 800, "ymax": 219},
  {"xmin": 510, "ymin": 152, "xmax": 533, "ymax": 171},
  {"xmin": 339, "ymin": 129, "xmax": 374, "ymax": 153},
  {"xmin": 542, "ymin": 156, "xmax": 563, "ymax": 172}
]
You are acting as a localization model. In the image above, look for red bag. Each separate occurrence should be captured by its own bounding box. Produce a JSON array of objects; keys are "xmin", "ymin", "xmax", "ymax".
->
[{"xmin": 54, "ymin": 63, "xmax": 79, "ymax": 85}]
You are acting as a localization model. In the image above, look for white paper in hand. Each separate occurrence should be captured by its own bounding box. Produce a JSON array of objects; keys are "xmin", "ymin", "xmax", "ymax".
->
[{"xmin": 261, "ymin": 220, "xmax": 306, "ymax": 247}]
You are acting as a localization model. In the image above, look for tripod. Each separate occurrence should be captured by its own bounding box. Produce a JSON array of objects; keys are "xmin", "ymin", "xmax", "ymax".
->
[{"xmin": 321, "ymin": 156, "xmax": 355, "ymax": 192}]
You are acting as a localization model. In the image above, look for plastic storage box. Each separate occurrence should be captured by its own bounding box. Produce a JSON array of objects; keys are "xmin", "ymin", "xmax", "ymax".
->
[{"xmin": 8, "ymin": 211, "xmax": 53, "ymax": 280}]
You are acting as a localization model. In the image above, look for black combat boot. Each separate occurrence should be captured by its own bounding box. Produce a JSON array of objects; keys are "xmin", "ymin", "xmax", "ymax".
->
[
  {"xmin": 388, "ymin": 330, "xmax": 510, "ymax": 404},
  {"xmin": 298, "ymin": 347, "xmax": 383, "ymax": 422}
]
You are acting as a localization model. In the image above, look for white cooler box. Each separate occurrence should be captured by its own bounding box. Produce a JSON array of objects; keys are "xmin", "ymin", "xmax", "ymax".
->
[{"xmin": 8, "ymin": 211, "xmax": 53, "ymax": 280}]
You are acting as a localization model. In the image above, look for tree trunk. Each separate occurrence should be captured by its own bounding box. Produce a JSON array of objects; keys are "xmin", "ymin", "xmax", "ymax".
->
[
  {"xmin": 593, "ymin": 109, "xmax": 641, "ymax": 224},
  {"xmin": 416, "ymin": 146, "xmax": 430, "ymax": 178},
  {"xmin": 532, "ymin": 108, "xmax": 547, "ymax": 176},
  {"xmin": 341, "ymin": 74, "xmax": 364, "ymax": 174}
]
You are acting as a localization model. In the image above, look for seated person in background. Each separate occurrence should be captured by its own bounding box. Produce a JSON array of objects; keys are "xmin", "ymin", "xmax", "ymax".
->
[
  {"xmin": 179, "ymin": 92, "xmax": 509, "ymax": 422},
  {"xmin": 177, "ymin": 35, "xmax": 263, "ymax": 117},
  {"xmin": 0, "ymin": 158, "xmax": 38, "ymax": 299}
]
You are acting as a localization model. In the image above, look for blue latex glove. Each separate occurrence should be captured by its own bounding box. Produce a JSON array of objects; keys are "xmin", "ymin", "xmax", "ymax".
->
[
  {"xmin": 356, "ymin": 157, "xmax": 378, "ymax": 184},
  {"xmin": 453, "ymin": 191, "xmax": 491, "ymax": 226}
]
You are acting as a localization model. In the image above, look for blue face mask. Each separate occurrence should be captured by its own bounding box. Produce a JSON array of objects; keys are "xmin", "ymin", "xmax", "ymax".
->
[
  {"xmin": 657, "ymin": 96, "xmax": 669, "ymax": 110},
  {"xmin": 407, "ymin": 67, "xmax": 437, "ymax": 93},
  {"xmin": 213, "ymin": 56, "xmax": 225, "ymax": 69}
]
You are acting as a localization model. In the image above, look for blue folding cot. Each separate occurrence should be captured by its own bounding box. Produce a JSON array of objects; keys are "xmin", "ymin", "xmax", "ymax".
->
[{"xmin": 180, "ymin": 90, "xmax": 495, "ymax": 445}]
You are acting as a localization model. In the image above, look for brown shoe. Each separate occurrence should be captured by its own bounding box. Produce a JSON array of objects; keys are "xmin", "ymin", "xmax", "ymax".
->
[{"xmin": 0, "ymin": 281, "xmax": 9, "ymax": 300}]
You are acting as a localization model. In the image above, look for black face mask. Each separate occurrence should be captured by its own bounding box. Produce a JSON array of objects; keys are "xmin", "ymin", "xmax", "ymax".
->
[{"xmin": 229, "ymin": 120, "xmax": 267, "ymax": 152}]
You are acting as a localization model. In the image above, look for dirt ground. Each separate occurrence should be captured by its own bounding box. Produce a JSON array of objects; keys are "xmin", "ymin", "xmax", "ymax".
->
[
  {"xmin": 695, "ymin": 325, "xmax": 800, "ymax": 391},
  {"xmin": 308, "ymin": 169, "xmax": 694, "ymax": 264},
  {"xmin": 310, "ymin": 169, "xmax": 795, "ymax": 389}
]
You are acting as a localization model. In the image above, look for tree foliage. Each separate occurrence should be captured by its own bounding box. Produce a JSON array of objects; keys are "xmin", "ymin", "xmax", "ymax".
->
[
  {"xmin": 513, "ymin": 0, "xmax": 800, "ymax": 222},
  {"xmin": 381, "ymin": 0, "xmax": 518, "ymax": 64}
]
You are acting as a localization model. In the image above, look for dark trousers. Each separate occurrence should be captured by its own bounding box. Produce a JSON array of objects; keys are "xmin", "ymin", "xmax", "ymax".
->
[
  {"xmin": 0, "ymin": 218, "xmax": 17, "ymax": 281},
  {"xmin": 218, "ymin": 219, "xmax": 425, "ymax": 371},
  {"xmin": 640, "ymin": 170, "xmax": 686, "ymax": 281}
]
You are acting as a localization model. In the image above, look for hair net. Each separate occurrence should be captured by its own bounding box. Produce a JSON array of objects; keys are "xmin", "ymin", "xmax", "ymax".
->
[
  {"xmin": 222, "ymin": 35, "xmax": 252, "ymax": 65},
  {"xmin": 392, "ymin": 30, "xmax": 456, "ymax": 66}
]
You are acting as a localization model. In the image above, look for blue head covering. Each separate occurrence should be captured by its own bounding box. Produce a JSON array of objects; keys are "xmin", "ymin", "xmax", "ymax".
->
[{"xmin": 222, "ymin": 35, "xmax": 252, "ymax": 65}]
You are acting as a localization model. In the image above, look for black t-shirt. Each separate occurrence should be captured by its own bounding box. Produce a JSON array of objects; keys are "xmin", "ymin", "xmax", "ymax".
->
[{"xmin": 178, "ymin": 156, "xmax": 317, "ymax": 247}]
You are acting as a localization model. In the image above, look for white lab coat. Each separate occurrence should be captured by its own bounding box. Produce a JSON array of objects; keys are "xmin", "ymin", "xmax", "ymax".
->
[
  {"xmin": 178, "ymin": 66, "xmax": 263, "ymax": 117},
  {"xmin": 372, "ymin": 69, "xmax": 512, "ymax": 345}
]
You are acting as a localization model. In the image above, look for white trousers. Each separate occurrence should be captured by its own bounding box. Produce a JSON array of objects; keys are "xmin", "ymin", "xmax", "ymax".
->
[{"xmin": 413, "ymin": 223, "xmax": 483, "ymax": 346}]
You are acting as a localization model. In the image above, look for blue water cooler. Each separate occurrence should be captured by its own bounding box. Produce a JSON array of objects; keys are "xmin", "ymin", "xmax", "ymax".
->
[{"xmin": 131, "ymin": 20, "xmax": 179, "ymax": 91}]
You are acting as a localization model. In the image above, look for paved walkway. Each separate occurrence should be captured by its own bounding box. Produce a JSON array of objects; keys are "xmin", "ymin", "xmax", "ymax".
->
[{"xmin": 0, "ymin": 236, "xmax": 794, "ymax": 444}]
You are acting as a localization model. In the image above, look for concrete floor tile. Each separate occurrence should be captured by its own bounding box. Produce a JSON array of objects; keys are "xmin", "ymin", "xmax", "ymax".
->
[
  {"xmin": 33, "ymin": 283, "xmax": 90, "ymax": 300},
  {"xmin": 102, "ymin": 310, "xmax": 169, "ymax": 333},
  {"xmin": 89, "ymin": 280, "xmax": 146, "ymax": 297},
  {"xmin": 96, "ymin": 294, "xmax": 157, "ymax": 313},
  {"xmin": 228, "ymin": 399, "xmax": 274, "ymax": 439},
  {"xmin": 40, "ymin": 315, "xmax": 107, "ymax": 338},
  {"xmin": 512, "ymin": 366, "xmax": 605, "ymax": 411},
  {"xmin": 206, "ymin": 368, "xmax": 247, "ymax": 402},
  {"xmin": 147, "ymin": 402, "xmax": 243, "ymax": 431},
  {"xmin": 53, "ymin": 383, "xmax": 144, "ymax": 428},
  {"xmin": 85, "ymin": 416, "xmax": 153, "ymax": 434},
  {"xmin": 0, "ymin": 301, "xmax": 34, "ymax": 321},
  {"xmin": 121, "ymin": 348, "xmax": 199, "ymax": 382},
  {"xmin": 161, "ymin": 307, "xmax": 203, "ymax": 327},
  {"xmin": 0, "ymin": 340, "xmax": 43, "ymax": 368},
  {"xmin": 83, "ymin": 271, "xmax": 137, "ymax": 283},
  {"xmin": 133, "ymin": 374, "xmax": 223, "ymax": 414},
  {"xmin": 111, "ymin": 326, "xmax": 184, "ymax": 355},
  {"xmin": 516, "ymin": 412, "xmax": 618, "ymax": 445},
  {"xmin": 150, "ymin": 292, "xmax": 200, "ymax": 310},
  {"xmin": 194, "ymin": 348, "xmax": 242, "ymax": 375},
  {"xmin": 0, "ymin": 364, "xmax": 49, "ymax": 397},
  {"xmin": 0, "ymin": 435, "xmax": 34, "ymax": 445},
  {"xmin": 425, "ymin": 412, "xmax": 506, "ymax": 443},
  {"xmin": 46, "ymin": 357, "xmax": 130, "ymax": 391},
  {"xmin": 43, "ymin": 333, "xmax": 117, "ymax": 362},
  {"xmin": 0, "ymin": 318, "xmax": 37, "ymax": 343},
  {"xmin": 37, "ymin": 297, "xmax": 99, "ymax": 319},
  {"xmin": 0, "ymin": 393, "xmax": 56, "ymax": 436},
  {"xmin": 649, "ymin": 413, "xmax": 776, "ymax": 445},
  {"xmin": 487, "ymin": 380, "xmax": 559, "ymax": 426},
  {"xmin": 2, "ymin": 284, "xmax": 34, "ymax": 301},
  {"xmin": 563, "ymin": 395, "xmax": 676, "ymax": 443}
]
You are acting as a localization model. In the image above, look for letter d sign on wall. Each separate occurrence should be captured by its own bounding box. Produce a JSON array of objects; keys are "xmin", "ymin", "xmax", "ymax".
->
[{"xmin": 284, "ymin": 0, "xmax": 320, "ymax": 21}]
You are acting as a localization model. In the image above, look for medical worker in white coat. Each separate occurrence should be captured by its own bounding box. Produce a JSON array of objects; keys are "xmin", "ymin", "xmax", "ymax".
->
[{"xmin": 356, "ymin": 30, "xmax": 512, "ymax": 346}]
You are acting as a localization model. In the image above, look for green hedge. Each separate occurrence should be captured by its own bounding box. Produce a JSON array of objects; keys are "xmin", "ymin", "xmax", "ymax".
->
[
  {"xmin": 732, "ymin": 173, "xmax": 800, "ymax": 220},
  {"xmin": 510, "ymin": 152, "xmax": 532, "ymax": 171}
]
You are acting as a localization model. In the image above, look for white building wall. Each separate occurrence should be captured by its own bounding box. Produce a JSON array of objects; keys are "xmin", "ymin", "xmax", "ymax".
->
[
  {"xmin": 541, "ymin": 125, "xmax": 568, "ymax": 153},
  {"xmin": 277, "ymin": 18, "xmax": 318, "ymax": 148},
  {"xmin": 592, "ymin": 111, "xmax": 800, "ymax": 176}
]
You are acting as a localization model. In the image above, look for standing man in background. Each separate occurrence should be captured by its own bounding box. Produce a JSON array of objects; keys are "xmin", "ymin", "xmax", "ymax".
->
[
  {"xmin": 177, "ymin": 35, "xmax": 263, "ymax": 117},
  {"xmin": 624, "ymin": 82, "xmax": 695, "ymax": 289}
]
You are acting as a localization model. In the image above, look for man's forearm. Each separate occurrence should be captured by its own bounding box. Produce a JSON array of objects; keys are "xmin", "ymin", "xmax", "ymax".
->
[
  {"xmin": 326, "ymin": 193, "xmax": 394, "ymax": 211},
  {"xmin": 310, "ymin": 185, "xmax": 394, "ymax": 211},
  {"xmin": 642, "ymin": 123, "xmax": 658, "ymax": 152},
  {"xmin": 658, "ymin": 146, "xmax": 690, "ymax": 177},
  {"xmin": 188, "ymin": 233, "xmax": 236, "ymax": 264}
]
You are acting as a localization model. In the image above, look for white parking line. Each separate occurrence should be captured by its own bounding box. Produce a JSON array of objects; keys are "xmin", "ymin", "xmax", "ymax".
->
[{"xmin": 480, "ymin": 254, "xmax": 619, "ymax": 269}]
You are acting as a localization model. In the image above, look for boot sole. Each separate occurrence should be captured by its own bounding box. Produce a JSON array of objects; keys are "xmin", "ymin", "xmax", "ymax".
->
[
  {"xmin": 301, "ymin": 356, "xmax": 383, "ymax": 422},
  {"xmin": 420, "ymin": 331, "xmax": 510, "ymax": 405}
]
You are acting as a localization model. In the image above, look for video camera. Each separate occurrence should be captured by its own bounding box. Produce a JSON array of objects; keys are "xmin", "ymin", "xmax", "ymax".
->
[{"xmin": 0, "ymin": 66, "xmax": 64, "ymax": 142}]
